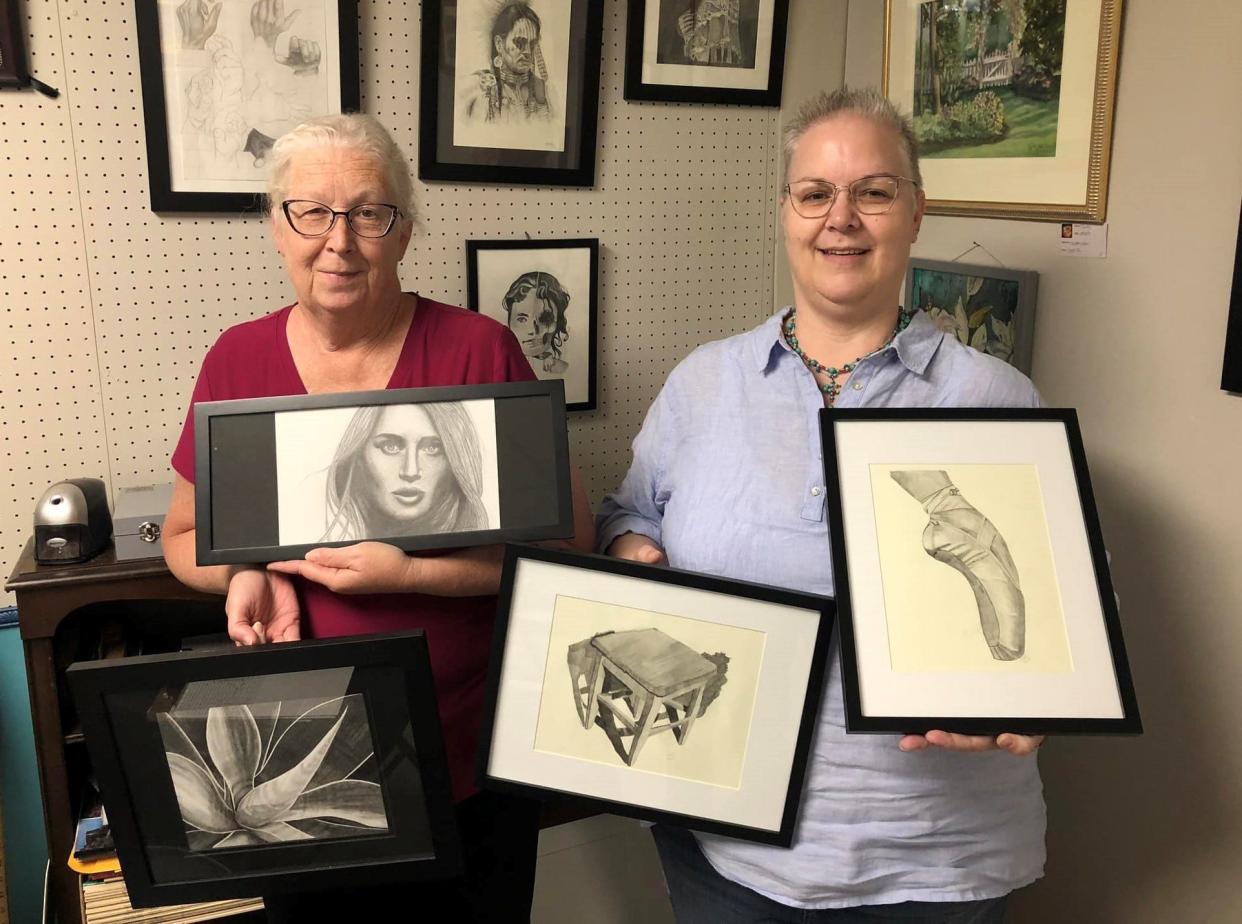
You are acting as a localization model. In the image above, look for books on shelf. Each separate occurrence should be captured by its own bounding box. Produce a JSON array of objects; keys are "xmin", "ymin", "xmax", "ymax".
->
[{"xmin": 80, "ymin": 877, "xmax": 263, "ymax": 923}]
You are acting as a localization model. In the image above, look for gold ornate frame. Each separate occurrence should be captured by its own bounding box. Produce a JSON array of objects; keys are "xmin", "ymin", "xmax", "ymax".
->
[{"xmin": 883, "ymin": 0, "xmax": 1124, "ymax": 222}]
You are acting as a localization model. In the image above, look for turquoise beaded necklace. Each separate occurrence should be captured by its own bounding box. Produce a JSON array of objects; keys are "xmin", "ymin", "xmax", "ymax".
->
[{"xmin": 782, "ymin": 307, "xmax": 913, "ymax": 405}]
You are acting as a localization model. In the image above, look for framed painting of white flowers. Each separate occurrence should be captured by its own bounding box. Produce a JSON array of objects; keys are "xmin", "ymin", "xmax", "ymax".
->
[
  {"xmin": 906, "ymin": 259, "xmax": 1039, "ymax": 374},
  {"xmin": 67, "ymin": 631, "xmax": 460, "ymax": 907}
]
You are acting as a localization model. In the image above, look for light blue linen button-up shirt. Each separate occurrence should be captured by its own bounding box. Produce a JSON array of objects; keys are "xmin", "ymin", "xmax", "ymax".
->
[{"xmin": 597, "ymin": 309, "xmax": 1047, "ymax": 909}]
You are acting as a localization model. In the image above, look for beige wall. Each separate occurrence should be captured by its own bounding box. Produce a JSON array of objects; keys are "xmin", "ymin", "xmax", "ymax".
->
[{"xmin": 843, "ymin": 1, "xmax": 1242, "ymax": 919}]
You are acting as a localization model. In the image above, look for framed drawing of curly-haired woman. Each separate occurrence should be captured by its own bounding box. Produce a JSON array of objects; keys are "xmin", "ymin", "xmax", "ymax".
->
[
  {"xmin": 193, "ymin": 381, "xmax": 573, "ymax": 564},
  {"xmin": 134, "ymin": 0, "xmax": 360, "ymax": 212},
  {"xmin": 419, "ymin": 0, "xmax": 604, "ymax": 186},
  {"xmin": 467, "ymin": 238, "xmax": 598, "ymax": 411},
  {"xmin": 821, "ymin": 408, "xmax": 1142, "ymax": 736}
]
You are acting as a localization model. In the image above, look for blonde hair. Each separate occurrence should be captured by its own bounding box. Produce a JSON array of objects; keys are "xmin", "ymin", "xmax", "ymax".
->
[
  {"xmin": 265, "ymin": 113, "xmax": 415, "ymax": 219},
  {"xmin": 782, "ymin": 86, "xmax": 922, "ymax": 187}
]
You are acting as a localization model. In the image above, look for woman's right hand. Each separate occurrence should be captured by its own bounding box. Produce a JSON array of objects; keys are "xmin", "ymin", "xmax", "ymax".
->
[
  {"xmin": 606, "ymin": 532, "xmax": 667, "ymax": 565},
  {"xmin": 225, "ymin": 568, "xmax": 302, "ymax": 645}
]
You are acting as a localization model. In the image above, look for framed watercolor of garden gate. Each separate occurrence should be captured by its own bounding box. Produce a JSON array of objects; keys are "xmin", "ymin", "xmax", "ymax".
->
[
  {"xmin": 820, "ymin": 408, "xmax": 1142, "ymax": 736},
  {"xmin": 134, "ymin": 0, "xmax": 360, "ymax": 212},
  {"xmin": 883, "ymin": 0, "xmax": 1124, "ymax": 221},
  {"xmin": 479, "ymin": 545, "xmax": 835, "ymax": 846},
  {"xmin": 906, "ymin": 258, "xmax": 1038, "ymax": 373},
  {"xmin": 67, "ymin": 632, "xmax": 462, "ymax": 907}
]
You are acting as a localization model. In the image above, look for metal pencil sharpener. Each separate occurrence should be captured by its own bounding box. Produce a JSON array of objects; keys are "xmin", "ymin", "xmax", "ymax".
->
[{"xmin": 34, "ymin": 478, "xmax": 112, "ymax": 564}]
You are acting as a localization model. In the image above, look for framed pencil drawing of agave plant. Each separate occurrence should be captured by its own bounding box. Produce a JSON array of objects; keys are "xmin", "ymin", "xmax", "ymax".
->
[
  {"xmin": 68, "ymin": 631, "xmax": 460, "ymax": 907},
  {"xmin": 820, "ymin": 408, "xmax": 1142, "ymax": 736}
]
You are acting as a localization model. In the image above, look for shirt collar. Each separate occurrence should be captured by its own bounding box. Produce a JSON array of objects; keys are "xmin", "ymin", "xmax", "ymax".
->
[{"xmin": 754, "ymin": 307, "xmax": 945, "ymax": 376}]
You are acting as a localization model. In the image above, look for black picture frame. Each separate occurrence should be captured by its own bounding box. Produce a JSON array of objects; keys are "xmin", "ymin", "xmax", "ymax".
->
[
  {"xmin": 67, "ymin": 631, "xmax": 461, "ymax": 907},
  {"xmin": 467, "ymin": 238, "xmax": 599, "ymax": 412},
  {"xmin": 193, "ymin": 380, "xmax": 573, "ymax": 565},
  {"xmin": 820, "ymin": 408, "xmax": 1142, "ymax": 737},
  {"xmin": 478, "ymin": 544, "xmax": 835, "ymax": 847},
  {"xmin": 133, "ymin": 0, "xmax": 361, "ymax": 213},
  {"xmin": 623, "ymin": 0, "xmax": 789, "ymax": 106},
  {"xmin": 906, "ymin": 258, "xmax": 1039, "ymax": 374},
  {"xmin": 418, "ymin": 0, "xmax": 603, "ymax": 186},
  {"xmin": 0, "ymin": 0, "xmax": 29, "ymax": 88},
  {"xmin": 1221, "ymin": 199, "xmax": 1242, "ymax": 393}
]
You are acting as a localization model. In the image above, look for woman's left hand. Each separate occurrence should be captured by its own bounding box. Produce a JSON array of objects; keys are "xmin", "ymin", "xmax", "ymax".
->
[
  {"xmin": 899, "ymin": 731, "xmax": 1044, "ymax": 757},
  {"xmin": 267, "ymin": 542, "xmax": 419, "ymax": 595}
]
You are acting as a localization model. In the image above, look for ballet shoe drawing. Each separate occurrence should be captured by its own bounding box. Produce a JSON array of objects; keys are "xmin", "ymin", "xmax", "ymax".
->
[{"xmin": 891, "ymin": 470, "xmax": 1025, "ymax": 661}]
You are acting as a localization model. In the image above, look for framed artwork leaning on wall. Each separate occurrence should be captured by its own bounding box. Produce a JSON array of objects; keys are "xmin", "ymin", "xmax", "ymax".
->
[
  {"xmin": 906, "ymin": 258, "xmax": 1039, "ymax": 374},
  {"xmin": 467, "ymin": 238, "xmax": 599, "ymax": 411},
  {"xmin": 623, "ymin": 0, "xmax": 789, "ymax": 105},
  {"xmin": 419, "ymin": 0, "xmax": 604, "ymax": 186},
  {"xmin": 193, "ymin": 381, "xmax": 573, "ymax": 564},
  {"xmin": 479, "ymin": 544, "xmax": 835, "ymax": 847},
  {"xmin": 67, "ymin": 631, "xmax": 461, "ymax": 907},
  {"xmin": 133, "ymin": 0, "xmax": 360, "ymax": 212},
  {"xmin": 821, "ymin": 407, "xmax": 1142, "ymax": 737}
]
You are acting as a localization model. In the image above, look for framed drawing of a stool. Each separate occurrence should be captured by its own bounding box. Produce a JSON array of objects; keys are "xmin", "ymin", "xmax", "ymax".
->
[
  {"xmin": 480, "ymin": 545, "xmax": 835, "ymax": 847},
  {"xmin": 574, "ymin": 629, "xmax": 718, "ymax": 767}
]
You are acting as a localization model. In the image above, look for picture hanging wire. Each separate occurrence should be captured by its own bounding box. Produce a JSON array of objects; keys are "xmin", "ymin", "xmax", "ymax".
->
[{"xmin": 949, "ymin": 241, "xmax": 1006, "ymax": 267}]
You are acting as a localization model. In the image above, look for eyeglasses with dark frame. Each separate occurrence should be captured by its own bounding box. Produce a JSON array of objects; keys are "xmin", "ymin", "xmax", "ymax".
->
[
  {"xmin": 281, "ymin": 200, "xmax": 404, "ymax": 238},
  {"xmin": 783, "ymin": 174, "xmax": 921, "ymax": 218}
]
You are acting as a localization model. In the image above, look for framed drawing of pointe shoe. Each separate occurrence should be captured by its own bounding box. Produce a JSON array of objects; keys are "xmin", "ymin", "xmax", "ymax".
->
[{"xmin": 820, "ymin": 408, "xmax": 1142, "ymax": 736}]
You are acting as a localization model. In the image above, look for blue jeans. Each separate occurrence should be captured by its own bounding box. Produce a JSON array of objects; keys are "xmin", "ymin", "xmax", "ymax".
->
[{"xmin": 652, "ymin": 825, "xmax": 1009, "ymax": 924}]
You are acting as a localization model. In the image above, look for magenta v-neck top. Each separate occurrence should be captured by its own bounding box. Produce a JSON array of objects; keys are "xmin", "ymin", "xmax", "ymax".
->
[{"xmin": 172, "ymin": 296, "xmax": 535, "ymax": 800}]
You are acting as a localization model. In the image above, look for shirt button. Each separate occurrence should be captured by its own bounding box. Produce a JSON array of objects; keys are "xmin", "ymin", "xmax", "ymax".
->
[
  {"xmin": 811, "ymin": 487, "xmax": 821, "ymax": 496},
  {"xmin": 852, "ymin": 382, "xmax": 864, "ymax": 391}
]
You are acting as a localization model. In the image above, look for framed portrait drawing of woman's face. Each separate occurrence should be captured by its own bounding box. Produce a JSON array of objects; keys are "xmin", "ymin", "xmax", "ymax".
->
[
  {"xmin": 192, "ymin": 381, "xmax": 574, "ymax": 564},
  {"xmin": 467, "ymin": 238, "xmax": 598, "ymax": 411},
  {"xmin": 419, "ymin": 0, "xmax": 604, "ymax": 186},
  {"xmin": 623, "ymin": 0, "xmax": 790, "ymax": 106},
  {"xmin": 133, "ymin": 0, "xmax": 361, "ymax": 212}
]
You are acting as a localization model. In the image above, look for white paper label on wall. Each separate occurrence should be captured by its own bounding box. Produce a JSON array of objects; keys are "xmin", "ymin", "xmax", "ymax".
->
[{"xmin": 1058, "ymin": 223, "xmax": 1108, "ymax": 258}]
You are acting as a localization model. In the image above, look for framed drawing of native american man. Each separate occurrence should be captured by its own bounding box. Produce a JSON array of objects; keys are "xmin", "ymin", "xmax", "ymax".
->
[{"xmin": 419, "ymin": 0, "xmax": 604, "ymax": 186}]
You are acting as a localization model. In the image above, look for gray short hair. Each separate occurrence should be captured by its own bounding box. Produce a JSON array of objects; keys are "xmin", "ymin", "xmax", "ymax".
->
[
  {"xmin": 782, "ymin": 86, "xmax": 922, "ymax": 188},
  {"xmin": 266, "ymin": 113, "xmax": 415, "ymax": 219}
]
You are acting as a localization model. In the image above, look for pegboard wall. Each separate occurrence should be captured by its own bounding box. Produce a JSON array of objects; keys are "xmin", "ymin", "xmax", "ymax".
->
[{"xmin": 0, "ymin": 0, "xmax": 781, "ymax": 606}]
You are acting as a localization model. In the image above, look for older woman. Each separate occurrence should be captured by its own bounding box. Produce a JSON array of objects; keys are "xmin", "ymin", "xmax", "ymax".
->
[
  {"xmin": 598, "ymin": 87, "xmax": 1045, "ymax": 922},
  {"xmin": 163, "ymin": 113, "xmax": 593, "ymax": 922}
]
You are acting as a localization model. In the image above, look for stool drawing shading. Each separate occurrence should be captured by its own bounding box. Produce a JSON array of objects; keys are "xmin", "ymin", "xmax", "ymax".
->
[{"xmin": 567, "ymin": 628, "xmax": 728, "ymax": 767}]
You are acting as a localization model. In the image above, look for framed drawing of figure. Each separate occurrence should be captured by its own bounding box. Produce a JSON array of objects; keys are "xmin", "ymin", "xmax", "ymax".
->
[
  {"xmin": 193, "ymin": 381, "xmax": 574, "ymax": 564},
  {"xmin": 419, "ymin": 0, "xmax": 604, "ymax": 186},
  {"xmin": 133, "ymin": 0, "xmax": 360, "ymax": 212},
  {"xmin": 623, "ymin": 0, "xmax": 790, "ymax": 106},
  {"xmin": 820, "ymin": 407, "xmax": 1142, "ymax": 736},
  {"xmin": 467, "ymin": 238, "xmax": 599, "ymax": 411}
]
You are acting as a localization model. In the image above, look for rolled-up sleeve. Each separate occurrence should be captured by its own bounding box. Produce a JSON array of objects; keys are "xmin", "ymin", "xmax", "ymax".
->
[{"xmin": 595, "ymin": 377, "xmax": 680, "ymax": 554}]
